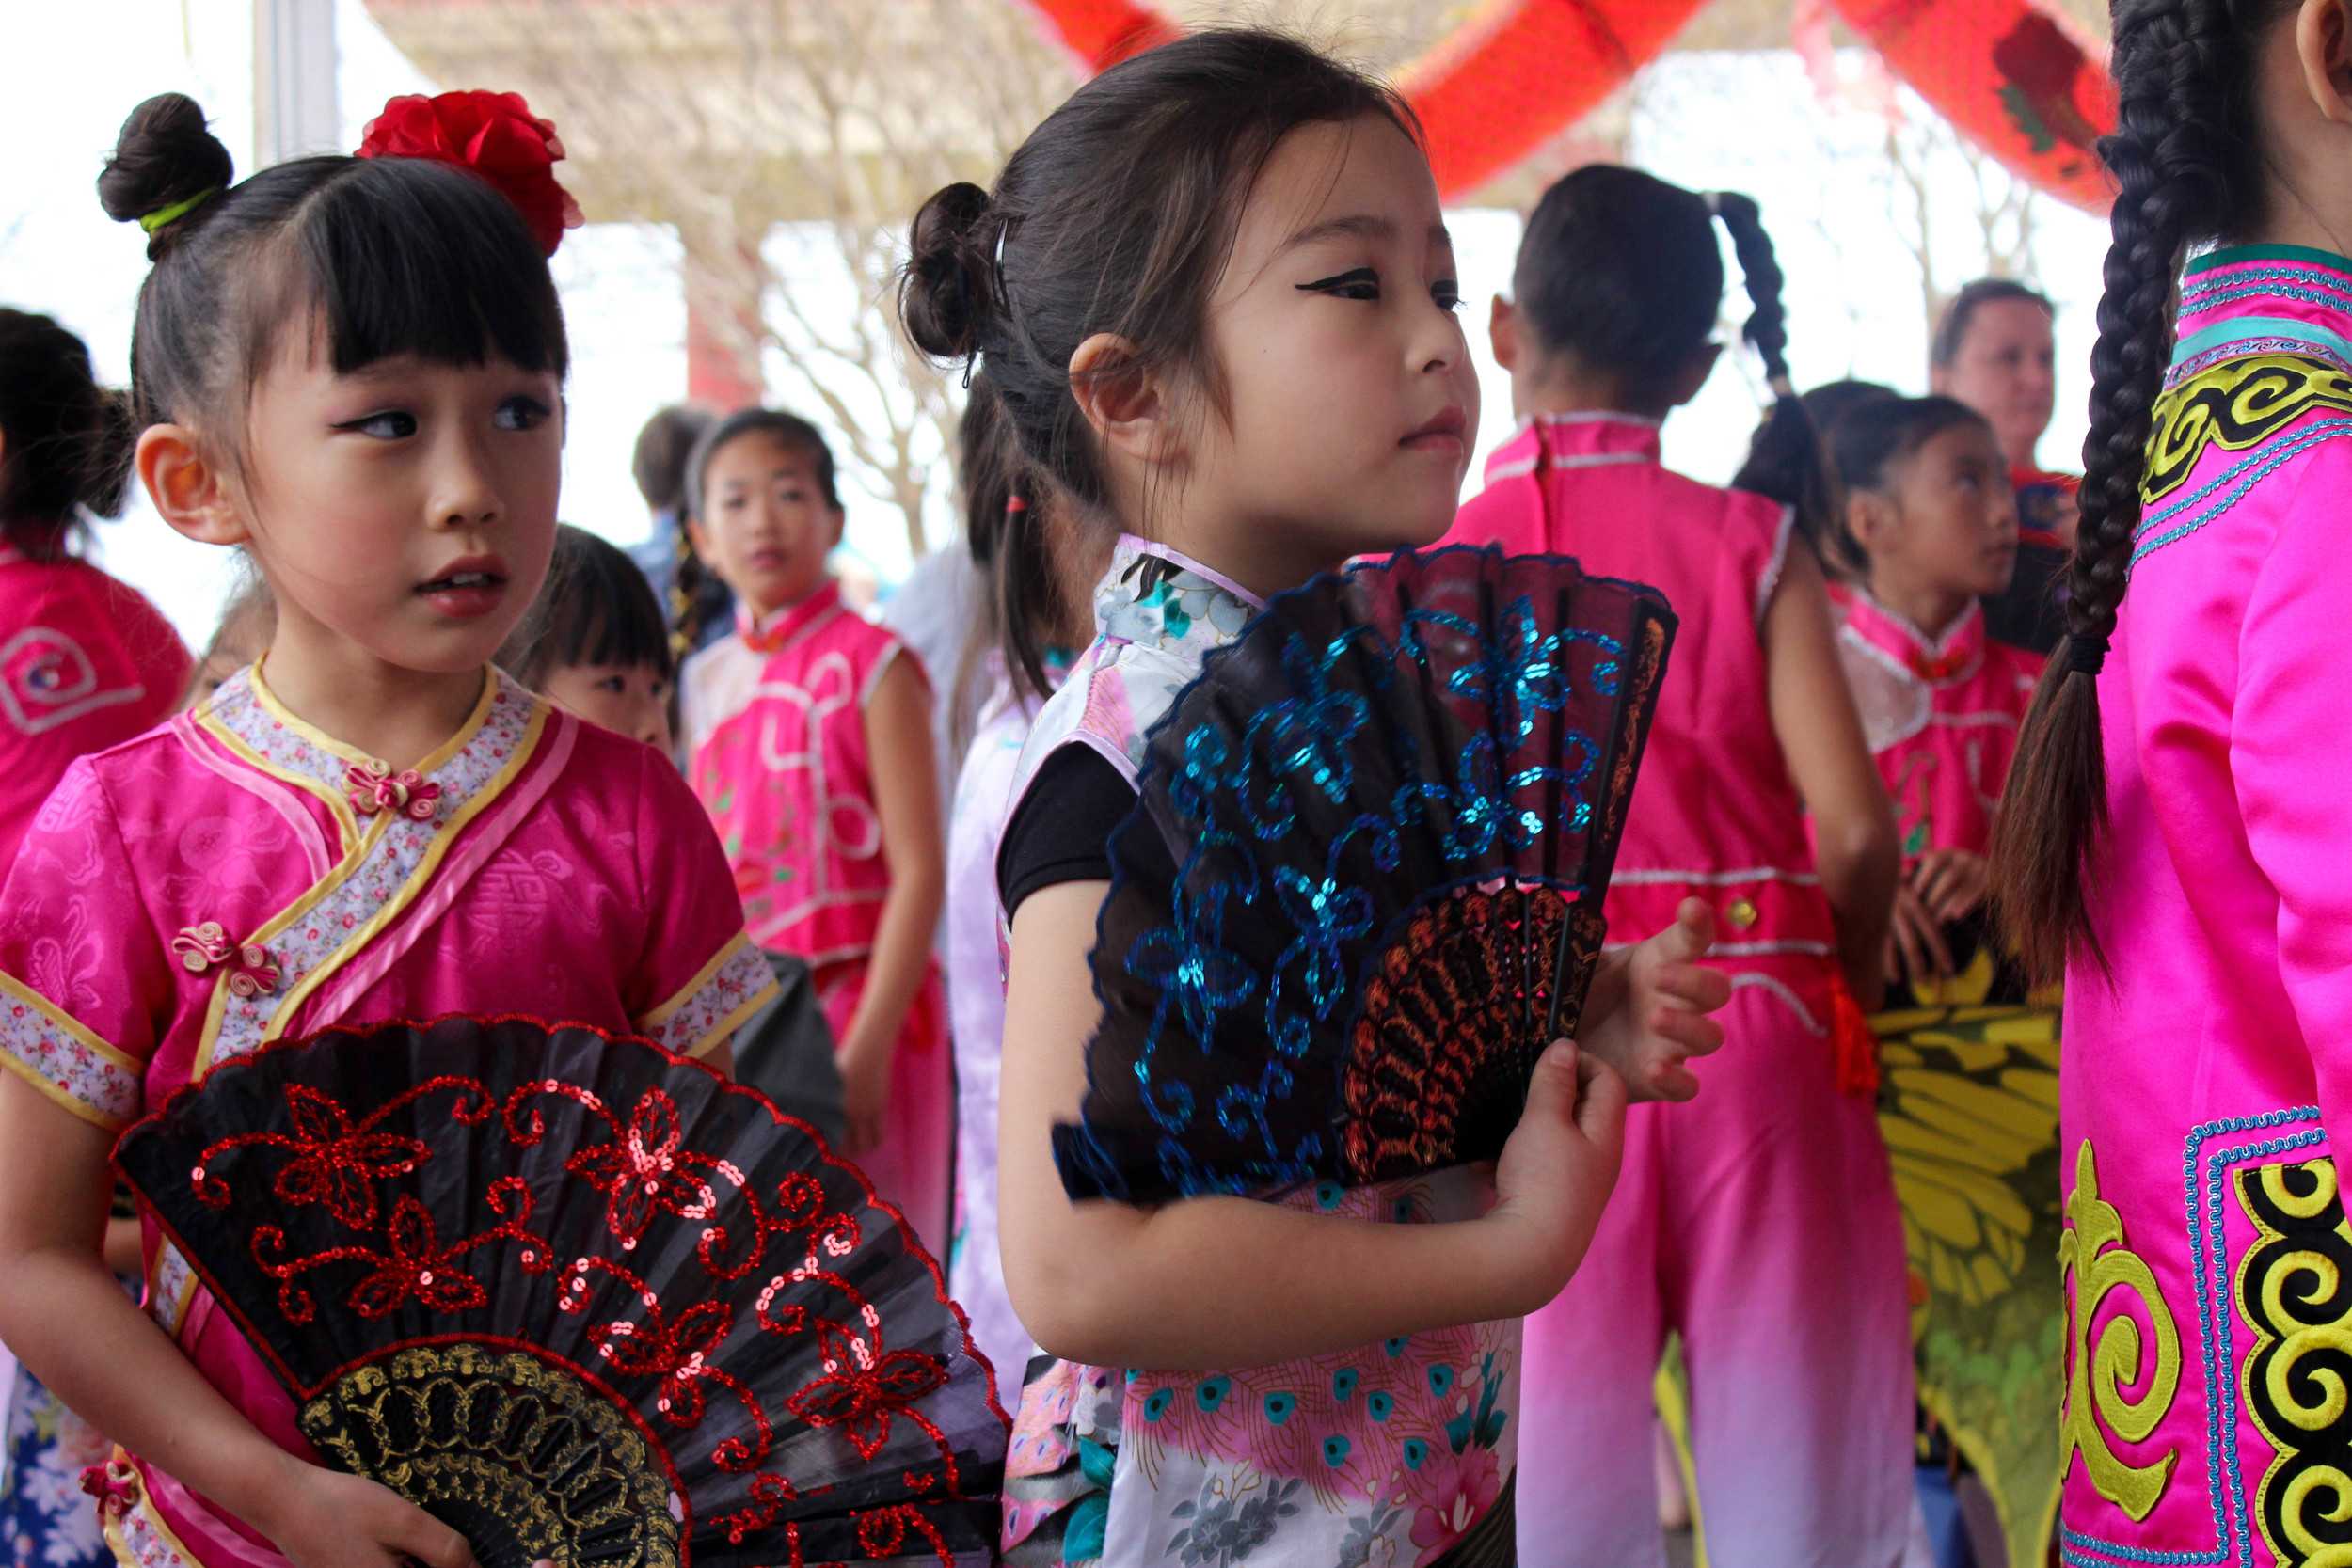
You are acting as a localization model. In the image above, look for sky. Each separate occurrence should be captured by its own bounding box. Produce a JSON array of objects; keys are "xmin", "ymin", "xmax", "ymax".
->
[{"xmin": 0, "ymin": 1, "xmax": 2109, "ymax": 648}]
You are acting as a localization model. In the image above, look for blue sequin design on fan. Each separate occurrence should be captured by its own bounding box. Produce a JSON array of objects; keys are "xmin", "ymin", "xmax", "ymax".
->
[{"xmin": 1064, "ymin": 547, "xmax": 1674, "ymax": 1202}]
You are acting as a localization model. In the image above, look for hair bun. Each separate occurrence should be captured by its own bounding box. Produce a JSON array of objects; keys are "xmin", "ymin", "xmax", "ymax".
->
[
  {"xmin": 98, "ymin": 93, "xmax": 234, "ymax": 260},
  {"xmin": 901, "ymin": 181, "xmax": 995, "ymax": 362}
]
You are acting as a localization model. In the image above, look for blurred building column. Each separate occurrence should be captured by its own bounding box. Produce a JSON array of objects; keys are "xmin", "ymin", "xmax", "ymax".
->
[
  {"xmin": 255, "ymin": 0, "xmax": 340, "ymax": 163},
  {"xmin": 683, "ymin": 225, "xmax": 766, "ymax": 412}
]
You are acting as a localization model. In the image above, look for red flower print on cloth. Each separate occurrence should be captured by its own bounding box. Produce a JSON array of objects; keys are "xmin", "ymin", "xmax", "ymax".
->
[
  {"xmin": 355, "ymin": 90, "xmax": 583, "ymax": 256},
  {"xmin": 590, "ymin": 1300, "xmax": 735, "ymax": 1424},
  {"xmin": 267, "ymin": 1085, "xmax": 430, "ymax": 1228},
  {"xmin": 787, "ymin": 1348, "xmax": 948, "ymax": 1461},
  {"xmin": 1411, "ymin": 1445, "xmax": 1503, "ymax": 1563},
  {"xmin": 347, "ymin": 1196, "xmax": 488, "ymax": 1318},
  {"xmin": 342, "ymin": 761, "xmax": 442, "ymax": 821},
  {"xmin": 565, "ymin": 1090, "xmax": 718, "ymax": 1243}
]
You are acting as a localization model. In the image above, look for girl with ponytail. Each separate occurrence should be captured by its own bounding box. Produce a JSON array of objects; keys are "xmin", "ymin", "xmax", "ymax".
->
[
  {"xmin": 1989, "ymin": 2, "xmax": 2352, "ymax": 1556},
  {"xmin": 0, "ymin": 309, "xmax": 191, "ymax": 872},
  {"xmin": 1437, "ymin": 165, "xmax": 1912, "ymax": 1562},
  {"xmin": 905, "ymin": 31, "xmax": 1731, "ymax": 1565}
]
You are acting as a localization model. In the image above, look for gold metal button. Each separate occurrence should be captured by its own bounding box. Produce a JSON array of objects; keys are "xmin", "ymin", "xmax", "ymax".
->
[{"xmin": 1726, "ymin": 897, "xmax": 1760, "ymax": 931}]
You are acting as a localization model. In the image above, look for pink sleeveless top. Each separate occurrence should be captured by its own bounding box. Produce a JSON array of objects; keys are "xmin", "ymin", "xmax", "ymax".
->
[
  {"xmin": 1833, "ymin": 590, "xmax": 2042, "ymax": 861},
  {"xmin": 1442, "ymin": 415, "xmax": 1834, "ymax": 978},
  {"xmin": 681, "ymin": 580, "xmax": 923, "ymax": 965}
]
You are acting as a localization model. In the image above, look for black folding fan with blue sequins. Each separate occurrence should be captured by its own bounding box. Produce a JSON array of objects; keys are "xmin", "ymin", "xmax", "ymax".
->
[{"xmin": 1061, "ymin": 546, "xmax": 1677, "ymax": 1203}]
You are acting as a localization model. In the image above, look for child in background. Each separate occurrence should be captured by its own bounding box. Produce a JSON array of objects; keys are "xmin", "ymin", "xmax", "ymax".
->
[
  {"xmin": 498, "ymin": 522, "xmax": 676, "ymax": 751},
  {"xmin": 0, "ymin": 309, "xmax": 191, "ymax": 871},
  {"xmin": 180, "ymin": 579, "xmax": 276, "ymax": 710},
  {"xmin": 1440, "ymin": 166, "xmax": 1909, "ymax": 1565},
  {"xmin": 628, "ymin": 404, "xmax": 729, "ymax": 659},
  {"xmin": 942, "ymin": 377, "xmax": 1104, "ymax": 1393},
  {"xmin": 678, "ymin": 410, "xmax": 949, "ymax": 1247},
  {"xmin": 904, "ymin": 32, "xmax": 1730, "ymax": 1563},
  {"xmin": 0, "ymin": 90, "xmax": 773, "ymax": 1568}
]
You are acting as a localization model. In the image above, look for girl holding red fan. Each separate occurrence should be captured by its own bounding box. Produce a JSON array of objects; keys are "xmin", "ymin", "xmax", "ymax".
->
[{"xmin": 0, "ymin": 91, "xmax": 773, "ymax": 1568}]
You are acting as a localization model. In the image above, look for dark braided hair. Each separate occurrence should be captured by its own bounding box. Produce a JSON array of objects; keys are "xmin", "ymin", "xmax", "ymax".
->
[
  {"xmin": 1515, "ymin": 166, "xmax": 1827, "ymax": 543},
  {"xmin": 1991, "ymin": 0, "xmax": 2288, "ymax": 984}
]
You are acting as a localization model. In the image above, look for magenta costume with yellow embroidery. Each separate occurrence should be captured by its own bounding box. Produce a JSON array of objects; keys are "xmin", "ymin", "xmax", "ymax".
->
[
  {"xmin": 1441, "ymin": 414, "xmax": 1915, "ymax": 1565},
  {"xmin": 0, "ymin": 663, "xmax": 775, "ymax": 1568},
  {"xmin": 1833, "ymin": 591, "xmax": 2042, "ymax": 860},
  {"xmin": 681, "ymin": 580, "xmax": 950, "ymax": 1251},
  {"xmin": 2054, "ymin": 245, "xmax": 2352, "ymax": 1564}
]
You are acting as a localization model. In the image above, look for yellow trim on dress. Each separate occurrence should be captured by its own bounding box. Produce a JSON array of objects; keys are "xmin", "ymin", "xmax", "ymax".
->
[
  {"xmin": 190, "ymin": 815, "xmax": 392, "ymax": 1082},
  {"xmin": 685, "ymin": 977, "xmax": 779, "ymax": 1061},
  {"xmin": 0, "ymin": 1049, "xmax": 128, "ymax": 1132},
  {"xmin": 261, "ymin": 703, "xmax": 548, "ymax": 1045},
  {"xmin": 247, "ymin": 656, "xmax": 498, "ymax": 775},
  {"xmin": 195, "ymin": 709, "xmax": 361, "ymax": 854},
  {"xmin": 0, "ymin": 973, "xmax": 144, "ymax": 1072},
  {"xmin": 639, "ymin": 930, "xmax": 755, "ymax": 1030},
  {"xmin": 100, "ymin": 1449, "xmax": 206, "ymax": 1568}
]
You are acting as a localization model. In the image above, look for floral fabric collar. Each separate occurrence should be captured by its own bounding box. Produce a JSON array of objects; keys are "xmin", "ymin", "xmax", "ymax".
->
[{"xmin": 1092, "ymin": 535, "xmax": 1263, "ymax": 657}]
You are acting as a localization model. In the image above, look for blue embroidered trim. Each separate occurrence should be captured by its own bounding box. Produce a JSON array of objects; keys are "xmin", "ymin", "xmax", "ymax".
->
[
  {"xmin": 2177, "ymin": 277, "xmax": 2352, "ymax": 320},
  {"xmin": 2131, "ymin": 420, "xmax": 2352, "ymax": 565},
  {"xmin": 2054, "ymin": 1106, "xmax": 2324, "ymax": 1568},
  {"xmin": 2166, "ymin": 340, "xmax": 2352, "ymax": 388},
  {"xmin": 2170, "ymin": 315, "xmax": 2352, "ymax": 373}
]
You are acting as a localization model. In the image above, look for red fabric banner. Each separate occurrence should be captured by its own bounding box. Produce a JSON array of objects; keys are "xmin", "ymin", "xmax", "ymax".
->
[{"xmin": 1019, "ymin": 0, "xmax": 2117, "ymax": 213}]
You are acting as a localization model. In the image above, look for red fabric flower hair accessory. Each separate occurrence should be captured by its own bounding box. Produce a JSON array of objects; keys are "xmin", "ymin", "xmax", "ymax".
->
[{"xmin": 356, "ymin": 89, "xmax": 583, "ymax": 257}]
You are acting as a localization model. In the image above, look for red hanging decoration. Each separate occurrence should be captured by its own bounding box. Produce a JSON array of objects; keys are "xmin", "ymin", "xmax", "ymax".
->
[
  {"xmin": 1835, "ymin": 0, "xmax": 2116, "ymax": 213},
  {"xmin": 1018, "ymin": 0, "xmax": 2117, "ymax": 214}
]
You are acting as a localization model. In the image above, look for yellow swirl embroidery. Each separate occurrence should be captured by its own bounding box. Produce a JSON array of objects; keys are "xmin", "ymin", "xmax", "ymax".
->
[
  {"xmin": 2144, "ymin": 355, "xmax": 2352, "ymax": 505},
  {"xmin": 2058, "ymin": 1139, "xmax": 2183, "ymax": 1521},
  {"xmin": 2233, "ymin": 1155, "xmax": 2352, "ymax": 1568}
]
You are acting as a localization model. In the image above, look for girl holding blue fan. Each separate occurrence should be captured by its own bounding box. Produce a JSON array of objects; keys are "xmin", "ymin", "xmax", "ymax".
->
[{"xmin": 900, "ymin": 29, "xmax": 1733, "ymax": 1566}]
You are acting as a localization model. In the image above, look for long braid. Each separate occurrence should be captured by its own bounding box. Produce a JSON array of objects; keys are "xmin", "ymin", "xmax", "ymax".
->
[
  {"xmin": 1991, "ymin": 0, "xmax": 2253, "ymax": 984},
  {"xmin": 1713, "ymin": 192, "xmax": 1834, "ymax": 564}
]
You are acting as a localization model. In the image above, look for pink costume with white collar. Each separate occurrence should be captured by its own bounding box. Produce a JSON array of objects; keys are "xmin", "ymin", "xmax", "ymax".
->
[
  {"xmin": 1833, "ymin": 591, "xmax": 2042, "ymax": 860},
  {"xmin": 0, "ymin": 663, "xmax": 776, "ymax": 1568},
  {"xmin": 1440, "ymin": 413, "xmax": 1914, "ymax": 1567},
  {"xmin": 681, "ymin": 580, "xmax": 950, "ymax": 1250},
  {"xmin": 0, "ymin": 547, "xmax": 189, "ymax": 872},
  {"xmin": 2053, "ymin": 244, "xmax": 2352, "ymax": 1565}
]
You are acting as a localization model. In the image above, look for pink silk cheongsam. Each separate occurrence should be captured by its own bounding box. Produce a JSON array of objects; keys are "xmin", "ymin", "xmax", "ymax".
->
[{"xmin": 0, "ymin": 662, "xmax": 775, "ymax": 1568}]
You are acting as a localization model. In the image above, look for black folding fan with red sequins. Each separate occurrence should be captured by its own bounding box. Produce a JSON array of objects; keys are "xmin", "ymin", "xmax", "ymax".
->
[
  {"xmin": 1063, "ymin": 546, "xmax": 1677, "ymax": 1204},
  {"xmin": 113, "ymin": 1015, "xmax": 1007, "ymax": 1568}
]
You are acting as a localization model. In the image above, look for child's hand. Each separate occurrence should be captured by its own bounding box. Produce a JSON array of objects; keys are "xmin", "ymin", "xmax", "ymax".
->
[
  {"xmin": 1487, "ymin": 1039, "xmax": 1629, "ymax": 1311},
  {"xmin": 1910, "ymin": 848, "xmax": 1989, "ymax": 926},
  {"xmin": 1884, "ymin": 883, "xmax": 1954, "ymax": 991},
  {"xmin": 836, "ymin": 1037, "xmax": 895, "ymax": 1155},
  {"xmin": 1576, "ymin": 898, "xmax": 1731, "ymax": 1102},
  {"xmin": 255, "ymin": 1463, "xmax": 480, "ymax": 1568}
]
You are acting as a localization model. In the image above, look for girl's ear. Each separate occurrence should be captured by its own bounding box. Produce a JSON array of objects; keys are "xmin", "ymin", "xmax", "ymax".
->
[
  {"xmin": 825, "ymin": 506, "xmax": 847, "ymax": 551},
  {"xmin": 1068, "ymin": 333, "xmax": 1184, "ymax": 469},
  {"xmin": 1488, "ymin": 295, "xmax": 1519, "ymax": 372},
  {"xmin": 1848, "ymin": 486, "xmax": 1898, "ymax": 558},
  {"xmin": 138, "ymin": 424, "xmax": 246, "ymax": 547},
  {"xmin": 2297, "ymin": 0, "xmax": 2352, "ymax": 123},
  {"xmin": 685, "ymin": 513, "xmax": 719, "ymax": 568},
  {"xmin": 1664, "ymin": 343, "xmax": 1724, "ymax": 411}
]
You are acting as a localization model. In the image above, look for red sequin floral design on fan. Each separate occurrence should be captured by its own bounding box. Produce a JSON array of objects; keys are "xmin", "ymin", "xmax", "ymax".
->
[
  {"xmin": 250, "ymin": 1172, "xmax": 548, "ymax": 1325},
  {"xmin": 788, "ymin": 1347, "xmax": 949, "ymax": 1461},
  {"xmin": 559, "ymin": 1088, "xmax": 726, "ymax": 1252},
  {"xmin": 186, "ymin": 1075, "xmax": 494, "ymax": 1227},
  {"xmin": 343, "ymin": 760, "xmax": 442, "ymax": 821}
]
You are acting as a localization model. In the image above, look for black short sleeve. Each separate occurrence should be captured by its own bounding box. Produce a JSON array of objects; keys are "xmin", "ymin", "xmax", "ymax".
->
[{"xmin": 996, "ymin": 745, "xmax": 1172, "ymax": 917}]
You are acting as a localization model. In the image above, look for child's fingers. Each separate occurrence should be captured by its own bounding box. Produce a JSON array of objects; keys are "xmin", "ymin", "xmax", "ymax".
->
[
  {"xmin": 1573, "ymin": 1053, "xmax": 1629, "ymax": 1142},
  {"xmin": 1522, "ymin": 1038, "xmax": 1582, "ymax": 1125},
  {"xmin": 1651, "ymin": 962, "xmax": 1733, "ymax": 1015},
  {"xmin": 1649, "ymin": 1007, "xmax": 1724, "ymax": 1056},
  {"xmin": 1646, "ymin": 1062, "xmax": 1701, "ymax": 1103},
  {"xmin": 1665, "ymin": 897, "xmax": 1716, "ymax": 960}
]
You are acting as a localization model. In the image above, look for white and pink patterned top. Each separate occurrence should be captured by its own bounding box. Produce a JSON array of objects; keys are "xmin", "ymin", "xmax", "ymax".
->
[{"xmin": 0, "ymin": 660, "xmax": 774, "ymax": 1568}]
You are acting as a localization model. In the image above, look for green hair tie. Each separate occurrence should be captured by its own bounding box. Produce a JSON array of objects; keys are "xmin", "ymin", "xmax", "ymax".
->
[{"xmin": 139, "ymin": 186, "xmax": 219, "ymax": 235}]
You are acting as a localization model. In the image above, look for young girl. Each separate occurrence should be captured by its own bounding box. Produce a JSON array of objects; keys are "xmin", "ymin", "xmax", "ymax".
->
[
  {"xmin": 0, "ymin": 90, "xmax": 774, "ymax": 1568},
  {"xmin": 1992, "ymin": 4, "xmax": 2352, "ymax": 1560},
  {"xmin": 1817, "ymin": 396, "xmax": 2037, "ymax": 989},
  {"xmin": 0, "ymin": 309, "xmax": 191, "ymax": 872},
  {"xmin": 678, "ymin": 410, "xmax": 950, "ymax": 1247},
  {"xmin": 942, "ymin": 379, "xmax": 1104, "ymax": 1397},
  {"xmin": 1440, "ymin": 166, "xmax": 1910, "ymax": 1564},
  {"xmin": 902, "ymin": 31, "xmax": 1731, "ymax": 1563},
  {"xmin": 498, "ymin": 521, "xmax": 676, "ymax": 752}
]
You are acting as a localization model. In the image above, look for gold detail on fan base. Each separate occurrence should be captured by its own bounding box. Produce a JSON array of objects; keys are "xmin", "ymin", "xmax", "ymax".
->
[
  {"xmin": 2233, "ymin": 1154, "xmax": 2352, "ymax": 1568},
  {"xmin": 298, "ymin": 1343, "xmax": 678, "ymax": 1568},
  {"xmin": 2057, "ymin": 1140, "xmax": 2182, "ymax": 1523}
]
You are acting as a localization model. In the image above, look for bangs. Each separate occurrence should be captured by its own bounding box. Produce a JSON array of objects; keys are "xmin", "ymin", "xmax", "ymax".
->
[
  {"xmin": 255, "ymin": 155, "xmax": 568, "ymax": 381},
  {"xmin": 549, "ymin": 527, "xmax": 675, "ymax": 682}
]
